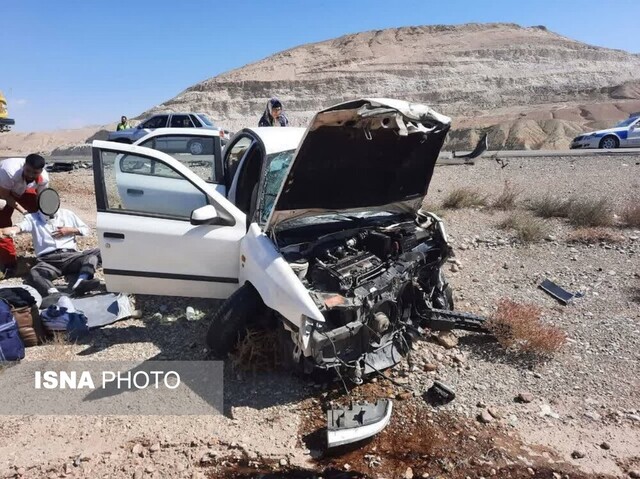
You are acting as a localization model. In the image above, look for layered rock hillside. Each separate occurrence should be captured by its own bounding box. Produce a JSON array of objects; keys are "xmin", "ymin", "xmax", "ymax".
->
[
  {"xmin": 143, "ymin": 23, "xmax": 640, "ymax": 149},
  {"xmin": 3, "ymin": 23, "xmax": 640, "ymax": 155}
]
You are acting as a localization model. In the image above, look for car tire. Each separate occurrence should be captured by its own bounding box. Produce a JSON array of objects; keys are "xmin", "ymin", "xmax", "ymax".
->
[
  {"xmin": 205, "ymin": 282, "xmax": 267, "ymax": 359},
  {"xmin": 599, "ymin": 136, "xmax": 619, "ymax": 149},
  {"xmin": 187, "ymin": 139, "xmax": 205, "ymax": 155}
]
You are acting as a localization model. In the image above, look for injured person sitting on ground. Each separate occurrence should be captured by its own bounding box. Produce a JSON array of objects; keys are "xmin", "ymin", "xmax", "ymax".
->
[{"xmin": 0, "ymin": 188, "xmax": 101, "ymax": 299}]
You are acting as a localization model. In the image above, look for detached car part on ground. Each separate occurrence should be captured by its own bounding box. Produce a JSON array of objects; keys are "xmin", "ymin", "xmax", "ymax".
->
[{"xmin": 93, "ymin": 99, "xmax": 489, "ymax": 385}]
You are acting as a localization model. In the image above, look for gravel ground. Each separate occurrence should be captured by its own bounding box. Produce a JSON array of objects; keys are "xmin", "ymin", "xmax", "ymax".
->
[{"xmin": 0, "ymin": 155, "xmax": 639, "ymax": 478}]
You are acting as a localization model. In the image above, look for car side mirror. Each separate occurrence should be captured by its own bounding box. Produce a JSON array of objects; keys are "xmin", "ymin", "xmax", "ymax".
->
[{"xmin": 190, "ymin": 205, "xmax": 219, "ymax": 225}]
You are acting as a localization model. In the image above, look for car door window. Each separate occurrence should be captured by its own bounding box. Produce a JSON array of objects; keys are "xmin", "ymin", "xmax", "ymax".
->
[
  {"xmin": 190, "ymin": 114, "xmax": 204, "ymax": 127},
  {"xmin": 99, "ymin": 150, "xmax": 208, "ymax": 220},
  {"xmin": 142, "ymin": 115, "xmax": 168, "ymax": 129},
  {"xmin": 224, "ymin": 136, "xmax": 252, "ymax": 189},
  {"xmin": 170, "ymin": 115, "xmax": 195, "ymax": 128},
  {"xmin": 138, "ymin": 135, "xmax": 219, "ymax": 183}
]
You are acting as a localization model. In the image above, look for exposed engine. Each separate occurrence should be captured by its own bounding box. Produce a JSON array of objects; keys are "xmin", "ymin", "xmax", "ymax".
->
[{"xmin": 280, "ymin": 213, "xmax": 454, "ymax": 382}]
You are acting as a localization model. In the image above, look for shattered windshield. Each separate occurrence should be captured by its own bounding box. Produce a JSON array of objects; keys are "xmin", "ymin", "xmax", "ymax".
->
[{"xmin": 259, "ymin": 149, "xmax": 296, "ymax": 224}]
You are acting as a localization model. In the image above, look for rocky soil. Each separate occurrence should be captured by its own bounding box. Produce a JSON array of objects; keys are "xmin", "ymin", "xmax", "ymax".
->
[{"xmin": 0, "ymin": 154, "xmax": 639, "ymax": 478}]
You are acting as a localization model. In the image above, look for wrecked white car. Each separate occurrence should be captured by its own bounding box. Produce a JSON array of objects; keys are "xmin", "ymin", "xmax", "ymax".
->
[{"xmin": 93, "ymin": 99, "xmax": 486, "ymax": 381}]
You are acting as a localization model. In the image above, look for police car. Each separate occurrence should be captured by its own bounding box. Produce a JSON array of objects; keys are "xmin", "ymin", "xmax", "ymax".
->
[{"xmin": 570, "ymin": 114, "xmax": 640, "ymax": 149}]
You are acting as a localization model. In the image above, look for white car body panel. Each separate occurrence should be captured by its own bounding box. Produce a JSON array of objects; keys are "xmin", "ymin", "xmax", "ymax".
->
[
  {"xmin": 244, "ymin": 127, "xmax": 306, "ymax": 154},
  {"xmin": 93, "ymin": 140, "xmax": 246, "ymax": 298},
  {"xmin": 239, "ymin": 224, "xmax": 324, "ymax": 354},
  {"xmin": 98, "ymin": 213, "xmax": 243, "ymax": 298}
]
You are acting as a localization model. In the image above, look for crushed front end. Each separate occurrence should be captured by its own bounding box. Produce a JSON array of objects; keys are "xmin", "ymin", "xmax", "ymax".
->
[{"xmin": 278, "ymin": 211, "xmax": 455, "ymax": 382}]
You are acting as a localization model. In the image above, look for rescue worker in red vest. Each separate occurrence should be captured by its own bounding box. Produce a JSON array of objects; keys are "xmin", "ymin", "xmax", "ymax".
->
[{"xmin": 0, "ymin": 154, "xmax": 50, "ymax": 276}]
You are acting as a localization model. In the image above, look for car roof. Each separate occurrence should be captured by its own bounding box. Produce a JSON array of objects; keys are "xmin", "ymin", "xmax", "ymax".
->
[
  {"xmin": 133, "ymin": 127, "xmax": 222, "ymax": 144},
  {"xmin": 243, "ymin": 127, "xmax": 306, "ymax": 154},
  {"xmin": 147, "ymin": 112, "xmax": 209, "ymax": 116}
]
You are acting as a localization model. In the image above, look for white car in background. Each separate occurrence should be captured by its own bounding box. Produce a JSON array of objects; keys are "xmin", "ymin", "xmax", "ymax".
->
[
  {"xmin": 92, "ymin": 99, "xmax": 487, "ymax": 381},
  {"xmin": 570, "ymin": 114, "xmax": 640, "ymax": 149},
  {"xmin": 107, "ymin": 112, "xmax": 230, "ymax": 144}
]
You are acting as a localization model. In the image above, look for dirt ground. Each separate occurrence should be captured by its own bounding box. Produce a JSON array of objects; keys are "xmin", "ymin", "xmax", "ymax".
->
[{"xmin": 0, "ymin": 155, "xmax": 639, "ymax": 479}]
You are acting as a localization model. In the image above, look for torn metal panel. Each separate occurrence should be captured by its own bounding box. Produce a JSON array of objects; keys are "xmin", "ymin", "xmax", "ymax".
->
[
  {"xmin": 327, "ymin": 399, "xmax": 393, "ymax": 448},
  {"xmin": 539, "ymin": 279, "xmax": 584, "ymax": 305}
]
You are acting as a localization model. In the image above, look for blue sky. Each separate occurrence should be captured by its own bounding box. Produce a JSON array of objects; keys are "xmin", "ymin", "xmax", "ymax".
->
[{"xmin": 2, "ymin": 0, "xmax": 639, "ymax": 132}]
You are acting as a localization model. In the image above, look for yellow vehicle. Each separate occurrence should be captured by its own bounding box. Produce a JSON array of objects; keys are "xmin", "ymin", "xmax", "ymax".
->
[{"xmin": 0, "ymin": 91, "xmax": 15, "ymax": 132}]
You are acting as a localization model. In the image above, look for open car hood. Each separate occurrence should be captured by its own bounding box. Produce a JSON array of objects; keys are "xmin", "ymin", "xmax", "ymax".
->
[{"xmin": 262, "ymin": 98, "xmax": 451, "ymax": 232}]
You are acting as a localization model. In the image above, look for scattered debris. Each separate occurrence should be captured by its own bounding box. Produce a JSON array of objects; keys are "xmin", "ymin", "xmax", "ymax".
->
[
  {"xmin": 326, "ymin": 399, "xmax": 393, "ymax": 448},
  {"xmin": 425, "ymin": 380, "xmax": 456, "ymax": 405},
  {"xmin": 539, "ymin": 279, "xmax": 584, "ymax": 305}
]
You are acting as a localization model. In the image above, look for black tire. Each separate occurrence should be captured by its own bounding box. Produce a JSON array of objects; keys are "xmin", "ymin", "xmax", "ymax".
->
[
  {"xmin": 599, "ymin": 136, "xmax": 619, "ymax": 149},
  {"xmin": 187, "ymin": 139, "xmax": 205, "ymax": 155},
  {"xmin": 206, "ymin": 283, "xmax": 266, "ymax": 359}
]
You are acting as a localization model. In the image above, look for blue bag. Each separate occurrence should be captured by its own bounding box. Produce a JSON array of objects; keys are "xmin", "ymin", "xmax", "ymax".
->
[
  {"xmin": 0, "ymin": 299, "xmax": 25, "ymax": 362},
  {"xmin": 40, "ymin": 305, "xmax": 89, "ymax": 341}
]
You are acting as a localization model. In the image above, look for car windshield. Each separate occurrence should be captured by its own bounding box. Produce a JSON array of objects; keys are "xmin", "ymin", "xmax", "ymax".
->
[
  {"xmin": 258, "ymin": 149, "xmax": 296, "ymax": 224},
  {"xmin": 615, "ymin": 117, "xmax": 639, "ymax": 127},
  {"xmin": 197, "ymin": 114, "xmax": 214, "ymax": 127}
]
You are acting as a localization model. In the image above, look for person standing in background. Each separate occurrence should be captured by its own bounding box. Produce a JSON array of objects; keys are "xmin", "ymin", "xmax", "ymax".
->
[
  {"xmin": 116, "ymin": 115, "xmax": 132, "ymax": 131},
  {"xmin": 258, "ymin": 98, "xmax": 289, "ymax": 127}
]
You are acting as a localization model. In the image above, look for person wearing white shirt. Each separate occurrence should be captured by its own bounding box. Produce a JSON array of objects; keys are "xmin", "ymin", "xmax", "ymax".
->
[
  {"xmin": 0, "ymin": 208, "xmax": 101, "ymax": 297},
  {"xmin": 0, "ymin": 154, "xmax": 50, "ymax": 274}
]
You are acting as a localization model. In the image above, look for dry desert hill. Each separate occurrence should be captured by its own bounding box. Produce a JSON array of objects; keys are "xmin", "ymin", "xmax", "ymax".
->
[{"xmin": 2, "ymin": 22, "xmax": 640, "ymax": 156}]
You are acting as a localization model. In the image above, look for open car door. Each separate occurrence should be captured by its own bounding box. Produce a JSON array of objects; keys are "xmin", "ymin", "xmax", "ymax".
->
[{"xmin": 92, "ymin": 140, "xmax": 246, "ymax": 298}]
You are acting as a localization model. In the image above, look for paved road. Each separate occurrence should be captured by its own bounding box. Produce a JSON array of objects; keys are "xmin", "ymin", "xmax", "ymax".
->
[{"xmin": 4, "ymin": 147, "xmax": 640, "ymax": 167}]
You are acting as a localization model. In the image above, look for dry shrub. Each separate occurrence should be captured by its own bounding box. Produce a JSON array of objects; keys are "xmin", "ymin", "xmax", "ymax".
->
[
  {"xmin": 492, "ymin": 181, "xmax": 520, "ymax": 210},
  {"xmin": 229, "ymin": 328, "xmax": 281, "ymax": 373},
  {"xmin": 621, "ymin": 202, "xmax": 640, "ymax": 227},
  {"xmin": 442, "ymin": 187, "xmax": 488, "ymax": 209},
  {"xmin": 498, "ymin": 213, "xmax": 549, "ymax": 243},
  {"xmin": 43, "ymin": 331, "xmax": 75, "ymax": 361},
  {"xmin": 529, "ymin": 195, "xmax": 574, "ymax": 218},
  {"xmin": 567, "ymin": 228, "xmax": 625, "ymax": 244},
  {"xmin": 421, "ymin": 203, "xmax": 446, "ymax": 218},
  {"xmin": 487, "ymin": 299, "xmax": 566, "ymax": 356},
  {"xmin": 567, "ymin": 198, "xmax": 614, "ymax": 227}
]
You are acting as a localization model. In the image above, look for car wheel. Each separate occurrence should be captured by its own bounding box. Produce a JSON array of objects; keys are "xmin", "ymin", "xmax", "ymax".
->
[
  {"xmin": 205, "ymin": 282, "xmax": 267, "ymax": 359},
  {"xmin": 187, "ymin": 139, "xmax": 205, "ymax": 155},
  {"xmin": 599, "ymin": 136, "xmax": 619, "ymax": 149}
]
